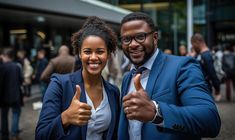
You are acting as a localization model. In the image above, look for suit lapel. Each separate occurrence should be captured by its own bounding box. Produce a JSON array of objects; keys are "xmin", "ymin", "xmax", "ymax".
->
[
  {"xmin": 118, "ymin": 72, "xmax": 132, "ymax": 140},
  {"xmin": 146, "ymin": 51, "xmax": 166, "ymax": 98},
  {"xmin": 70, "ymin": 69, "xmax": 87, "ymax": 139},
  {"xmin": 121, "ymin": 72, "xmax": 132, "ymax": 98}
]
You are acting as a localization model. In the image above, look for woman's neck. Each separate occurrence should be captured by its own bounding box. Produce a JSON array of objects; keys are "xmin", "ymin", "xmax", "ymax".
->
[{"xmin": 82, "ymin": 70, "xmax": 102, "ymax": 87}]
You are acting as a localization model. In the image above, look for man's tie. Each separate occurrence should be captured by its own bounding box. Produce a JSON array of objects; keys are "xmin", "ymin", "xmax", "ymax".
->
[{"xmin": 131, "ymin": 67, "xmax": 147, "ymax": 76}]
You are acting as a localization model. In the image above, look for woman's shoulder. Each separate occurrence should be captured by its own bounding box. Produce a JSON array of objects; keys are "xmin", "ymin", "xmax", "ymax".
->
[{"xmin": 50, "ymin": 72, "xmax": 75, "ymax": 83}]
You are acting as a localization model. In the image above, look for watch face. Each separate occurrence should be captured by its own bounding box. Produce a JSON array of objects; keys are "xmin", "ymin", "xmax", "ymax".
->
[{"xmin": 153, "ymin": 115, "xmax": 163, "ymax": 124}]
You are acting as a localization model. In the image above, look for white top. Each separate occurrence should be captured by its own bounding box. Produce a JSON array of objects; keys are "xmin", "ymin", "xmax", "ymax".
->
[
  {"xmin": 85, "ymin": 85, "xmax": 111, "ymax": 140},
  {"xmin": 128, "ymin": 48, "xmax": 159, "ymax": 140}
]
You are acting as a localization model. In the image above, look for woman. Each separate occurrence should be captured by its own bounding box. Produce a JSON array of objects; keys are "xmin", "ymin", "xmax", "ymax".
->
[
  {"xmin": 17, "ymin": 49, "xmax": 33, "ymax": 97},
  {"xmin": 35, "ymin": 16, "xmax": 120, "ymax": 140}
]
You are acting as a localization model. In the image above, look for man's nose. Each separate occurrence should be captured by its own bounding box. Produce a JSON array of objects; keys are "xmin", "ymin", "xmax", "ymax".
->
[{"xmin": 129, "ymin": 38, "xmax": 139, "ymax": 48}]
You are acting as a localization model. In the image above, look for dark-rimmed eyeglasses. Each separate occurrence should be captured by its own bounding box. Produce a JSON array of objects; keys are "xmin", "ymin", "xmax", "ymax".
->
[{"xmin": 120, "ymin": 31, "xmax": 154, "ymax": 45}]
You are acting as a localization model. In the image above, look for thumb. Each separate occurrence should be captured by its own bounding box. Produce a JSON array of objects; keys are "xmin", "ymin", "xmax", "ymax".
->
[
  {"xmin": 134, "ymin": 73, "xmax": 144, "ymax": 91},
  {"xmin": 74, "ymin": 85, "xmax": 81, "ymax": 100}
]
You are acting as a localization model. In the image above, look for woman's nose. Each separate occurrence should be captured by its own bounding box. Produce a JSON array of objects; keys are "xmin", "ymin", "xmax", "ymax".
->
[{"xmin": 90, "ymin": 52, "xmax": 98, "ymax": 60}]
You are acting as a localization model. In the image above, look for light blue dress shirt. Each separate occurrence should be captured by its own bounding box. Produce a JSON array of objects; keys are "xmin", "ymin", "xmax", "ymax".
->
[
  {"xmin": 128, "ymin": 48, "xmax": 159, "ymax": 140},
  {"xmin": 85, "ymin": 85, "xmax": 111, "ymax": 140}
]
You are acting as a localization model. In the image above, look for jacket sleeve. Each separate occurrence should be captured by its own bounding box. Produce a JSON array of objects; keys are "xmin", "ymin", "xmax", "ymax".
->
[
  {"xmin": 158, "ymin": 58, "xmax": 221, "ymax": 138},
  {"xmin": 35, "ymin": 75, "xmax": 71, "ymax": 140},
  {"xmin": 40, "ymin": 61, "xmax": 55, "ymax": 83}
]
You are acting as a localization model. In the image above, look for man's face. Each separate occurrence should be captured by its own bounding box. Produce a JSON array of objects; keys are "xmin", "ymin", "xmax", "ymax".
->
[
  {"xmin": 191, "ymin": 41, "xmax": 201, "ymax": 54},
  {"xmin": 120, "ymin": 20, "xmax": 157, "ymax": 67}
]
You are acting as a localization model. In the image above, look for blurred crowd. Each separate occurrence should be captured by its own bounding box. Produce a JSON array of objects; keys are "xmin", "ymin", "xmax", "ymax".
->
[
  {"xmin": 164, "ymin": 35, "xmax": 235, "ymax": 102},
  {"xmin": 0, "ymin": 33, "xmax": 235, "ymax": 140},
  {"xmin": 0, "ymin": 45, "xmax": 131, "ymax": 140}
]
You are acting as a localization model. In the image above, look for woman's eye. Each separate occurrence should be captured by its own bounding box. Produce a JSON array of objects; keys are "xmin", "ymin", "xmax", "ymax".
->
[
  {"xmin": 97, "ymin": 51, "xmax": 104, "ymax": 54},
  {"xmin": 83, "ymin": 51, "xmax": 91, "ymax": 54}
]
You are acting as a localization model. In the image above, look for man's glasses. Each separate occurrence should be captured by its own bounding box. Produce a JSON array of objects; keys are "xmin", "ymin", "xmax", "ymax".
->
[{"xmin": 120, "ymin": 31, "xmax": 154, "ymax": 45}]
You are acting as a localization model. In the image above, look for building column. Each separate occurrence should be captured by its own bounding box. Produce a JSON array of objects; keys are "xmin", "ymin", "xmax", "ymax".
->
[{"xmin": 187, "ymin": 0, "xmax": 193, "ymax": 52}]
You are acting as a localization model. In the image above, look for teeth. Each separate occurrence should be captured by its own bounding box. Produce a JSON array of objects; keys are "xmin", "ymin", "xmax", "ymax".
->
[{"xmin": 89, "ymin": 64, "xmax": 99, "ymax": 68}]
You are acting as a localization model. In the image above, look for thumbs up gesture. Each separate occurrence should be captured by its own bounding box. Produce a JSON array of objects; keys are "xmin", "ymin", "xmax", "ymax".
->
[
  {"xmin": 123, "ymin": 74, "xmax": 156, "ymax": 122},
  {"xmin": 61, "ymin": 85, "xmax": 92, "ymax": 128}
]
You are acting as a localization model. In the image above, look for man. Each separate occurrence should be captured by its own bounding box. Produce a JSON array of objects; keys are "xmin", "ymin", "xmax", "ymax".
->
[
  {"xmin": 33, "ymin": 48, "xmax": 48, "ymax": 100},
  {"xmin": 40, "ymin": 45, "xmax": 75, "ymax": 83},
  {"xmin": 191, "ymin": 33, "xmax": 221, "ymax": 101},
  {"xmin": 0, "ymin": 47, "xmax": 23, "ymax": 140},
  {"xmin": 222, "ymin": 44, "xmax": 235, "ymax": 101},
  {"xmin": 118, "ymin": 12, "xmax": 221, "ymax": 140}
]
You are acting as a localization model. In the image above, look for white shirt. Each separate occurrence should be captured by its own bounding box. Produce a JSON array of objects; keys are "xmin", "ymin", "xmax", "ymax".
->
[
  {"xmin": 128, "ymin": 48, "xmax": 159, "ymax": 140},
  {"xmin": 85, "ymin": 86, "xmax": 111, "ymax": 140}
]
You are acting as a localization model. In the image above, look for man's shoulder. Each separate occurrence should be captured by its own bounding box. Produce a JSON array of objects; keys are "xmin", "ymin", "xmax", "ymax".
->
[
  {"xmin": 163, "ymin": 54, "xmax": 194, "ymax": 63},
  {"xmin": 200, "ymin": 50, "xmax": 212, "ymax": 58},
  {"xmin": 55, "ymin": 55, "xmax": 75, "ymax": 62}
]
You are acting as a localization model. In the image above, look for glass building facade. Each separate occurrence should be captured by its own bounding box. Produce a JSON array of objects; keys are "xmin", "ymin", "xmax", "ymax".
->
[
  {"xmin": 1, "ymin": 0, "xmax": 235, "ymax": 56},
  {"xmin": 103, "ymin": 0, "xmax": 235, "ymax": 54}
]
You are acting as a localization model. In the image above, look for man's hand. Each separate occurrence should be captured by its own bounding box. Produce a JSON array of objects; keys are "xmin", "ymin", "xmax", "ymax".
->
[
  {"xmin": 61, "ymin": 85, "xmax": 92, "ymax": 128},
  {"xmin": 123, "ymin": 74, "xmax": 156, "ymax": 122}
]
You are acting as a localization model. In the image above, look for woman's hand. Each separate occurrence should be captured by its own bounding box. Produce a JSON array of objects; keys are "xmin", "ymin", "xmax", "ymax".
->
[{"xmin": 61, "ymin": 85, "xmax": 92, "ymax": 128}]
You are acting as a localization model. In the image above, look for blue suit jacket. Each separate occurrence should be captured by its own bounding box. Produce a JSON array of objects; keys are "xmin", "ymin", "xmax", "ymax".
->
[
  {"xmin": 118, "ymin": 51, "xmax": 221, "ymax": 140},
  {"xmin": 36, "ymin": 69, "xmax": 120, "ymax": 140}
]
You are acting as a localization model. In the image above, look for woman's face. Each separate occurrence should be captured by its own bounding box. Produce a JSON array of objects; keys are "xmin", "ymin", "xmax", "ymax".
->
[{"xmin": 79, "ymin": 35, "xmax": 109, "ymax": 76}]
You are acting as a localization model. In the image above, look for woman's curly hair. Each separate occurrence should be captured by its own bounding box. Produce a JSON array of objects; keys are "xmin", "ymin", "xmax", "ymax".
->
[{"xmin": 71, "ymin": 16, "xmax": 117, "ymax": 56}]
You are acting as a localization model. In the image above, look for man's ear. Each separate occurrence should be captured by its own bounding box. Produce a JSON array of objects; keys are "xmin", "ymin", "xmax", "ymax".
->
[{"xmin": 153, "ymin": 32, "xmax": 158, "ymax": 45}]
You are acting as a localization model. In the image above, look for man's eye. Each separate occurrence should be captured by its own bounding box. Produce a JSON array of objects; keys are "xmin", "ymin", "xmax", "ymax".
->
[
  {"xmin": 122, "ymin": 37, "xmax": 131, "ymax": 42},
  {"xmin": 136, "ymin": 34, "xmax": 145, "ymax": 40}
]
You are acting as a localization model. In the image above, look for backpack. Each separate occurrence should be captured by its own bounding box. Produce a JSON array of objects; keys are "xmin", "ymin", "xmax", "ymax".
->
[
  {"xmin": 222, "ymin": 53, "xmax": 235, "ymax": 77},
  {"xmin": 212, "ymin": 53, "xmax": 225, "ymax": 82}
]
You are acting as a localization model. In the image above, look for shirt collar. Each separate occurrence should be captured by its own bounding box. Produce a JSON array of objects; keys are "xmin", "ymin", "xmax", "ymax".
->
[{"xmin": 130, "ymin": 48, "xmax": 159, "ymax": 71}]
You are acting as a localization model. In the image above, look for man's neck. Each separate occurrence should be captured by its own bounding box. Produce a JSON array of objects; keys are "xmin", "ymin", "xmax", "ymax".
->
[{"xmin": 200, "ymin": 45, "xmax": 209, "ymax": 53}]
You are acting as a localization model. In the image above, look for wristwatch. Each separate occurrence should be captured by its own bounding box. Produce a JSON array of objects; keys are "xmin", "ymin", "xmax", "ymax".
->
[{"xmin": 152, "ymin": 101, "xmax": 163, "ymax": 124}]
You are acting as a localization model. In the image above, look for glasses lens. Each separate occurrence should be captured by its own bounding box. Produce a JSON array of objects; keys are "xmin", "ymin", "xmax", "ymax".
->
[
  {"xmin": 122, "ymin": 36, "xmax": 131, "ymax": 45},
  {"xmin": 135, "ymin": 33, "xmax": 146, "ymax": 43}
]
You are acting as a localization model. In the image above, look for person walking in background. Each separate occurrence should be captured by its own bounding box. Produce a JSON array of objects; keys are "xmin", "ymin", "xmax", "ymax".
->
[
  {"xmin": 178, "ymin": 44, "xmax": 187, "ymax": 56},
  {"xmin": 33, "ymin": 48, "xmax": 48, "ymax": 100},
  {"xmin": 118, "ymin": 12, "xmax": 220, "ymax": 140},
  {"xmin": 212, "ymin": 45, "xmax": 225, "ymax": 83},
  {"xmin": 163, "ymin": 48, "xmax": 172, "ymax": 54},
  {"xmin": 40, "ymin": 45, "xmax": 75, "ymax": 83},
  {"xmin": 36, "ymin": 16, "xmax": 120, "ymax": 140},
  {"xmin": 222, "ymin": 44, "xmax": 235, "ymax": 101},
  {"xmin": 16, "ymin": 49, "xmax": 33, "ymax": 97},
  {"xmin": 0, "ymin": 47, "xmax": 24, "ymax": 140},
  {"xmin": 191, "ymin": 33, "xmax": 221, "ymax": 101}
]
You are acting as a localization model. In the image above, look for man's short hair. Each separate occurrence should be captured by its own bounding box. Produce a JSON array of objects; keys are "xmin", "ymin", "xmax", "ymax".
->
[
  {"xmin": 191, "ymin": 33, "xmax": 205, "ymax": 44},
  {"xmin": 2, "ymin": 47, "xmax": 15, "ymax": 59},
  {"xmin": 121, "ymin": 12, "xmax": 157, "ymax": 31}
]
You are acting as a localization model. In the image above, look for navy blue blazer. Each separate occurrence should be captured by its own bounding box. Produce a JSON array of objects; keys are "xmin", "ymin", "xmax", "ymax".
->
[
  {"xmin": 118, "ymin": 51, "xmax": 221, "ymax": 140},
  {"xmin": 36, "ymin": 69, "xmax": 120, "ymax": 140}
]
